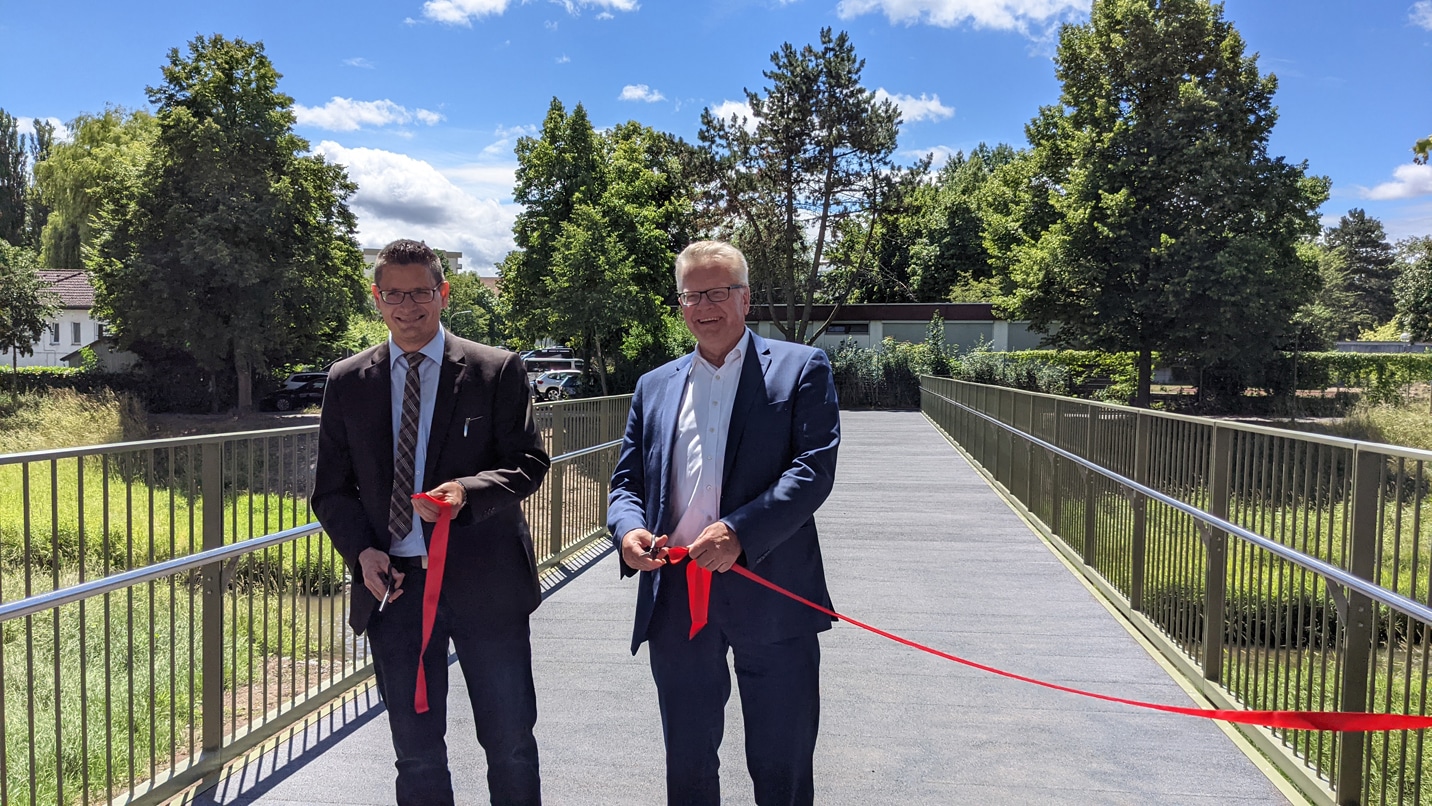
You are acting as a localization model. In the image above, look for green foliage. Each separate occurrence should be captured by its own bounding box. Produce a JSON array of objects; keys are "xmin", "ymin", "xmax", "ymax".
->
[
  {"xmin": 88, "ymin": 35, "xmax": 367, "ymax": 411},
  {"xmin": 697, "ymin": 28, "xmax": 919, "ymax": 343},
  {"xmin": 1281, "ymin": 351, "xmax": 1432, "ymax": 404},
  {"xmin": 997, "ymin": 0, "xmax": 1328, "ymax": 406},
  {"xmin": 502, "ymin": 100, "xmax": 694, "ymax": 388},
  {"xmin": 1395, "ymin": 236, "xmax": 1432, "ymax": 343},
  {"xmin": 0, "ymin": 241, "xmax": 59, "ymax": 378},
  {"xmin": 34, "ymin": 107, "xmax": 158, "ymax": 270},
  {"xmin": 0, "ymin": 386, "xmax": 147, "ymax": 453},
  {"xmin": 828, "ymin": 338, "xmax": 944, "ymax": 408},
  {"xmin": 442, "ymin": 271, "xmax": 505, "ymax": 346},
  {"xmin": 1325, "ymin": 208, "xmax": 1398, "ymax": 337},
  {"xmin": 0, "ymin": 109, "xmax": 25, "ymax": 246},
  {"xmin": 1358, "ymin": 320, "xmax": 1404, "ymax": 342}
]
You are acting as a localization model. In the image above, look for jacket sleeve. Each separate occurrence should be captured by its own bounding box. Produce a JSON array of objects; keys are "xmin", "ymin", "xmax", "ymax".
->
[
  {"xmin": 311, "ymin": 371, "xmax": 379, "ymax": 569},
  {"xmin": 607, "ymin": 379, "xmax": 649, "ymax": 577},
  {"xmin": 453, "ymin": 350, "xmax": 550, "ymax": 526},
  {"xmin": 720, "ymin": 349, "xmax": 840, "ymax": 566}
]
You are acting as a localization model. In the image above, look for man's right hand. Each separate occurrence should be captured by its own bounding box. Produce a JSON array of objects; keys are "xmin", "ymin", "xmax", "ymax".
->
[
  {"xmin": 358, "ymin": 547, "xmax": 405, "ymax": 604},
  {"xmin": 620, "ymin": 529, "xmax": 668, "ymax": 572}
]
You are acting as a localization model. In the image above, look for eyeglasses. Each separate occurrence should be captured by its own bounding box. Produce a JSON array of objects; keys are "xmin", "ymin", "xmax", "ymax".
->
[
  {"xmin": 677, "ymin": 285, "xmax": 746, "ymax": 307},
  {"xmin": 377, "ymin": 286, "xmax": 441, "ymax": 305}
]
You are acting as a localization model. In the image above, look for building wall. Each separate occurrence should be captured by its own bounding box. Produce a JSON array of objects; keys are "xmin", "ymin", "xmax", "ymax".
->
[
  {"xmin": 0, "ymin": 310, "xmax": 106, "ymax": 367},
  {"xmin": 749, "ymin": 318, "xmax": 1042, "ymax": 354}
]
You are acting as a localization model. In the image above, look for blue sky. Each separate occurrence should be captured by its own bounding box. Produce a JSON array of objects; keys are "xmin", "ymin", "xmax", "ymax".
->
[{"xmin": 2, "ymin": 0, "xmax": 1429, "ymax": 274}]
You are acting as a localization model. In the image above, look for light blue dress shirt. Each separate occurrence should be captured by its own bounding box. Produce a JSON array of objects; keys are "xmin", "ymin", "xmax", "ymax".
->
[{"xmin": 387, "ymin": 327, "xmax": 445, "ymax": 558}]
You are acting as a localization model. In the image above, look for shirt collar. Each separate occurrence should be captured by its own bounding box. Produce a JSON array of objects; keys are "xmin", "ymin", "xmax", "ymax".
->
[
  {"xmin": 691, "ymin": 330, "xmax": 748, "ymax": 373},
  {"xmin": 388, "ymin": 326, "xmax": 446, "ymax": 369}
]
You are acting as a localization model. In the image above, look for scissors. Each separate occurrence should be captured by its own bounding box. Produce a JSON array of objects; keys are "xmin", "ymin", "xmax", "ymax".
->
[
  {"xmin": 645, "ymin": 538, "xmax": 667, "ymax": 563},
  {"xmin": 378, "ymin": 571, "xmax": 396, "ymax": 611}
]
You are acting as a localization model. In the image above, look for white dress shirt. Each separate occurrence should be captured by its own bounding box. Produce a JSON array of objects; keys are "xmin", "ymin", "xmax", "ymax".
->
[
  {"xmin": 668, "ymin": 341, "xmax": 745, "ymax": 548},
  {"xmin": 387, "ymin": 327, "xmax": 446, "ymax": 558}
]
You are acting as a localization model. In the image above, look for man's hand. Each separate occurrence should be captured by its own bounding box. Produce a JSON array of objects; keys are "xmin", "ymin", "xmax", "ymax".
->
[
  {"xmin": 415, "ymin": 480, "xmax": 466, "ymax": 521},
  {"xmin": 358, "ymin": 547, "xmax": 405, "ymax": 604},
  {"xmin": 689, "ymin": 521, "xmax": 741, "ymax": 573},
  {"xmin": 621, "ymin": 529, "xmax": 668, "ymax": 572}
]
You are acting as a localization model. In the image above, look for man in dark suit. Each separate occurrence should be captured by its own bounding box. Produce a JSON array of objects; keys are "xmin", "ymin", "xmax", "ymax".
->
[
  {"xmin": 608, "ymin": 240, "xmax": 841, "ymax": 806},
  {"xmin": 313, "ymin": 239, "xmax": 549, "ymax": 806}
]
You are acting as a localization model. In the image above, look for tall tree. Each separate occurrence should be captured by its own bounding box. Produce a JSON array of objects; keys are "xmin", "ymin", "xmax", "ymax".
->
[
  {"xmin": 35, "ymin": 108, "xmax": 157, "ymax": 269},
  {"xmin": 1395, "ymin": 236, "xmax": 1432, "ymax": 343},
  {"xmin": 1324, "ymin": 208, "xmax": 1397, "ymax": 334},
  {"xmin": 696, "ymin": 28, "xmax": 915, "ymax": 343},
  {"xmin": 442, "ymin": 271, "xmax": 505, "ymax": 346},
  {"xmin": 89, "ymin": 35, "xmax": 366, "ymax": 410},
  {"xmin": 0, "ymin": 110, "xmax": 25, "ymax": 246},
  {"xmin": 22, "ymin": 119, "xmax": 56, "ymax": 250},
  {"xmin": 997, "ymin": 0, "xmax": 1327, "ymax": 406},
  {"xmin": 0, "ymin": 241, "xmax": 59, "ymax": 380},
  {"xmin": 500, "ymin": 98, "xmax": 604, "ymax": 344}
]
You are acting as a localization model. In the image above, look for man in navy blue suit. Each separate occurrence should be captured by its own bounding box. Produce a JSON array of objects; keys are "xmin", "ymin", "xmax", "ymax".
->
[{"xmin": 608, "ymin": 240, "xmax": 841, "ymax": 806}]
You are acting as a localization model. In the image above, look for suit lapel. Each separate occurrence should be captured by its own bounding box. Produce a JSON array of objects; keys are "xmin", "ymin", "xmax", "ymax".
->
[
  {"xmin": 654, "ymin": 353, "xmax": 692, "ymax": 533},
  {"xmin": 424, "ymin": 336, "xmax": 468, "ymax": 484},
  {"xmin": 723, "ymin": 331, "xmax": 769, "ymax": 484},
  {"xmin": 360, "ymin": 342, "xmax": 395, "ymax": 496}
]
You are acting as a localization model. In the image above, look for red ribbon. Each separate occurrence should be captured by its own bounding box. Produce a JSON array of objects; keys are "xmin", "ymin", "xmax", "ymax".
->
[
  {"xmin": 664, "ymin": 547, "xmax": 711, "ymax": 639},
  {"xmin": 411, "ymin": 492, "xmax": 452, "ymax": 715},
  {"xmin": 661, "ymin": 551, "xmax": 1432, "ymax": 733}
]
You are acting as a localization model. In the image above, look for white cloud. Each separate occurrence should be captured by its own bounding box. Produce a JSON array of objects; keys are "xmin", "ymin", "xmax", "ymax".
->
[
  {"xmin": 1363, "ymin": 163, "xmax": 1432, "ymax": 201},
  {"xmin": 596, "ymin": 11, "xmax": 614, "ymax": 19},
  {"xmin": 875, "ymin": 88, "xmax": 954, "ymax": 123},
  {"xmin": 294, "ymin": 98, "xmax": 445, "ymax": 131},
  {"xmin": 551, "ymin": 0, "xmax": 639, "ymax": 13},
  {"xmin": 1412, "ymin": 1, "xmax": 1432, "ymax": 30},
  {"xmin": 619, "ymin": 84, "xmax": 666, "ymax": 103},
  {"xmin": 545, "ymin": 20, "xmax": 559, "ymax": 30},
  {"xmin": 837, "ymin": 0, "xmax": 1087, "ymax": 34},
  {"xmin": 16, "ymin": 116, "xmax": 73, "ymax": 143},
  {"xmin": 343, "ymin": 57, "xmax": 375, "ymax": 68},
  {"xmin": 557, "ymin": 54, "xmax": 571, "ymax": 63},
  {"xmin": 316, "ymin": 141, "xmax": 517, "ymax": 272},
  {"xmin": 903, "ymin": 144, "xmax": 959, "ymax": 168},
  {"xmin": 422, "ymin": 0, "xmax": 510, "ymax": 25},
  {"xmin": 707, "ymin": 100, "xmax": 758, "ymax": 133},
  {"xmin": 482, "ymin": 125, "xmax": 538, "ymax": 157}
]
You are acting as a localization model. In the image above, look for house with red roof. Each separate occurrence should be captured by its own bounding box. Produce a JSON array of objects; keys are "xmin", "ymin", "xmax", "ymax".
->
[{"xmin": 0, "ymin": 270, "xmax": 137, "ymax": 369}]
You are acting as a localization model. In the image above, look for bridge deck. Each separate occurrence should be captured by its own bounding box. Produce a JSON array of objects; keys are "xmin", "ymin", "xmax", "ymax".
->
[{"xmin": 189, "ymin": 410, "xmax": 1292, "ymax": 805}]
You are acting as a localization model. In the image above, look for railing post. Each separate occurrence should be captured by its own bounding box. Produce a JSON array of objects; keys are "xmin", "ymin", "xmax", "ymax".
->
[
  {"xmin": 548, "ymin": 403, "xmax": 566, "ymax": 558},
  {"xmin": 1051, "ymin": 398, "xmax": 1063, "ymax": 537},
  {"xmin": 1130, "ymin": 414, "xmax": 1150, "ymax": 612},
  {"xmin": 1203, "ymin": 426, "xmax": 1231, "ymax": 683},
  {"xmin": 1337, "ymin": 446, "xmax": 1382, "ymax": 805},
  {"xmin": 200, "ymin": 441, "xmax": 224, "ymax": 764},
  {"xmin": 1083, "ymin": 405, "xmax": 1097, "ymax": 566}
]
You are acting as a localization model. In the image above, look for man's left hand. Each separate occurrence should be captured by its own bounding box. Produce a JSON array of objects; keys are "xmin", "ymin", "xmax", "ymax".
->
[
  {"xmin": 688, "ymin": 521, "xmax": 741, "ymax": 573},
  {"xmin": 415, "ymin": 481, "xmax": 466, "ymax": 521}
]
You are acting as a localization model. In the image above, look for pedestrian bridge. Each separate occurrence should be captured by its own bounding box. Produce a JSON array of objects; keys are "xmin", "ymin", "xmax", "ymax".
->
[{"xmin": 12, "ymin": 381, "xmax": 1432, "ymax": 805}]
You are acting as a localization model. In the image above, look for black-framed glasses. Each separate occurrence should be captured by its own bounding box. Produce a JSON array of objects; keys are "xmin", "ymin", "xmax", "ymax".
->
[
  {"xmin": 377, "ymin": 286, "xmax": 441, "ymax": 305},
  {"xmin": 677, "ymin": 285, "xmax": 746, "ymax": 307}
]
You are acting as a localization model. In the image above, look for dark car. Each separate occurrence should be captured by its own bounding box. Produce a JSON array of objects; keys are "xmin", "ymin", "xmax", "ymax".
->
[
  {"xmin": 520, "ymin": 346, "xmax": 575, "ymax": 360},
  {"xmin": 261, "ymin": 378, "xmax": 326, "ymax": 412}
]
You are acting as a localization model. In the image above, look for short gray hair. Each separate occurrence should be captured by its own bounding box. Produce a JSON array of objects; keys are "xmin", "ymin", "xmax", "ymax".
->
[
  {"xmin": 674, "ymin": 241, "xmax": 750, "ymax": 289},
  {"xmin": 374, "ymin": 239, "xmax": 444, "ymax": 287}
]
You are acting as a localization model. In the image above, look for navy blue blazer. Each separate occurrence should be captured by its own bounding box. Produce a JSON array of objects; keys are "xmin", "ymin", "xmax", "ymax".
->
[{"xmin": 608, "ymin": 330, "xmax": 840, "ymax": 653}]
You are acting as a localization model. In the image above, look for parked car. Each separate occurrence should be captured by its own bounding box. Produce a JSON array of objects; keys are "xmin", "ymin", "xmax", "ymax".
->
[
  {"xmin": 280, "ymin": 370, "xmax": 328, "ymax": 390},
  {"xmin": 261, "ymin": 378, "xmax": 327, "ymax": 411},
  {"xmin": 520, "ymin": 346, "xmax": 575, "ymax": 360},
  {"xmin": 523, "ymin": 357, "xmax": 585, "ymax": 378},
  {"xmin": 532, "ymin": 370, "xmax": 582, "ymax": 401}
]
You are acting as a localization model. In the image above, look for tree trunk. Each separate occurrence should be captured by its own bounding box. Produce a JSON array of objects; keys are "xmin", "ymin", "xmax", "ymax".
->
[
  {"xmin": 593, "ymin": 331, "xmax": 609, "ymax": 396},
  {"xmin": 235, "ymin": 354, "xmax": 253, "ymax": 411},
  {"xmin": 209, "ymin": 375, "xmax": 219, "ymax": 414},
  {"xmin": 1135, "ymin": 348, "xmax": 1152, "ymax": 408}
]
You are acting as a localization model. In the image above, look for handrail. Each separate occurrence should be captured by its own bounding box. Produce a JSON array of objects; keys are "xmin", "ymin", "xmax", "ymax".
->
[
  {"xmin": 0, "ymin": 425, "xmax": 319, "ymax": 466},
  {"xmin": 0, "ymin": 437, "xmax": 625, "ymax": 626},
  {"xmin": 924, "ymin": 385, "xmax": 1432, "ymax": 625},
  {"xmin": 0, "ymin": 523, "xmax": 323, "ymax": 623}
]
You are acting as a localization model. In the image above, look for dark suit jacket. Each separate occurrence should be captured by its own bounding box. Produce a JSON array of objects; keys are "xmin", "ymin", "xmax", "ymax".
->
[
  {"xmin": 312, "ymin": 334, "xmax": 550, "ymax": 635},
  {"xmin": 608, "ymin": 330, "xmax": 840, "ymax": 653}
]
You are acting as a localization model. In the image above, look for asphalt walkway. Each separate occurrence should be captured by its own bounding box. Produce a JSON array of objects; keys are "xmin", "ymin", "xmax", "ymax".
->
[{"xmin": 192, "ymin": 410, "xmax": 1292, "ymax": 805}]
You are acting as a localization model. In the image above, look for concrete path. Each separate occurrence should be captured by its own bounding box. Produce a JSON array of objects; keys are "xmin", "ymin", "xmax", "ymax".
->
[{"xmin": 191, "ymin": 410, "xmax": 1292, "ymax": 805}]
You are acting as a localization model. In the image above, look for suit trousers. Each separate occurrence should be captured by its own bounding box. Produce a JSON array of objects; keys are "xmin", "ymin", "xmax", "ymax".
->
[
  {"xmin": 367, "ymin": 566, "xmax": 541, "ymax": 806},
  {"xmin": 647, "ymin": 564, "xmax": 821, "ymax": 806}
]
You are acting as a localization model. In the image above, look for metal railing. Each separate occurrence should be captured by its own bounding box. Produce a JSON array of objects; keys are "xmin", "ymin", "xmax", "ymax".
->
[
  {"xmin": 922, "ymin": 377, "xmax": 1432, "ymax": 806},
  {"xmin": 0, "ymin": 394, "xmax": 630, "ymax": 806}
]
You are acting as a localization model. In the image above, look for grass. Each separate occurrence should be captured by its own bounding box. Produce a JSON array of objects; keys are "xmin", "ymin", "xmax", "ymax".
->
[
  {"xmin": 0, "ymin": 388, "xmax": 149, "ymax": 455},
  {"xmin": 4, "ymin": 565, "xmax": 350, "ymax": 806}
]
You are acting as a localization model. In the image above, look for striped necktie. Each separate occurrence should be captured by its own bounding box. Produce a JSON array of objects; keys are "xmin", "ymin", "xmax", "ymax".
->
[{"xmin": 388, "ymin": 351, "xmax": 425, "ymax": 543}]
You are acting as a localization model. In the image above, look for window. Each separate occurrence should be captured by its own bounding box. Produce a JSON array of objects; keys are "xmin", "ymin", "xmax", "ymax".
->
[
  {"xmin": 71, "ymin": 322, "xmax": 82, "ymax": 345},
  {"xmin": 49, "ymin": 323, "xmax": 60, "ymax": 344},
  {"xmin": 826, "ymin": 323, "xmax": 870, "ymax": 335},
  {"xmin": 96, "ymin": 322, "xmax": 107, "ymax": 340}
]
